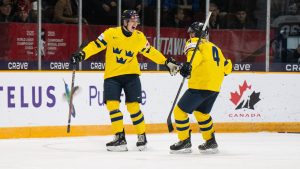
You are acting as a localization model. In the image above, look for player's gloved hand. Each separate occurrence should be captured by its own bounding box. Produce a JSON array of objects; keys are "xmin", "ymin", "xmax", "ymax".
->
[
  {"xmin": 165, "ymin": 57, "xmax": 180, "ymax": 76},
  {"xmin": 180, "ymin": 62, "xmax": 192, "ymax": 79},
  {"xmin": 71, "ymin": 51, "xmax": 85, "ymax": 65}
]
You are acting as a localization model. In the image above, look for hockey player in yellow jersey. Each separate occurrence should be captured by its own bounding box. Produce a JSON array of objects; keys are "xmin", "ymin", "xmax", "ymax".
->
[
  {"xmin": 71, "ymin": 10, "xmax": 180, "ymax": 152},
  {"xmin": 170, "ymin": 22, "xmax": 232, "ymax": 154}
]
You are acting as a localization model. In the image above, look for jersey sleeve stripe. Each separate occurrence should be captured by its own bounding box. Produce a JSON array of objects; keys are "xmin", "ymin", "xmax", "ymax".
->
[
  {"xmin": 98, "ymin": 38, "xmax": 107, "ymax": 46},
  {"xmin": 146, "ymin": 47, "xmax": 151, "ymax": 53},
  {"xmin": 141, "ymin": 48, "xmax": 146, "ymax": 52},
  {"xmin": 97, "ymin": 33, "xmax": 107, "ymax": 46},
  {"xmin": 94, "ymin": 40, "xmax": 101, "ymax": 48}
]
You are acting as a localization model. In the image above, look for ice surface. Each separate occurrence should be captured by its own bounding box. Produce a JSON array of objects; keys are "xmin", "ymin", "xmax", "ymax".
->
[{"xmin": 0, "ymin": 132, "xmax": 299, "ymax": 169}]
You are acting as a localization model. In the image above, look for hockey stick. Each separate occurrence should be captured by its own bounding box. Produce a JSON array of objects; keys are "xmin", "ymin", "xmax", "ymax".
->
[
  {"xmin": 66, "ymin": 21, "xmax": 97, "ymax": 133},
  {"xmin": 66, "ymin": 37, "xmax": 89, "ymax": 133},
  {"xmin": 167, "ymin": 12, "xmax": 212, "ymax": 132},
  {"xmin": 67, "ymin": 64, "xmax": 76, "ymax": 133}
]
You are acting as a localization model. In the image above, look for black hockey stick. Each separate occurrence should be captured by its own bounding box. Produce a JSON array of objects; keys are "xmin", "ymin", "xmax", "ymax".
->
[
  {"xmin": 67, "ymin": 64, "xmax": 76, "ymax": 133},
  {"xmin": 66, "ymin": 21, "xmax": 98, "ymax": 133},
  {"xmin": 66, "ymin": 39, "xmax": 89, "ymax": 133},
  {"xmin": 167, "ymin": 12, "xmax": 212, "ymax": 132}
]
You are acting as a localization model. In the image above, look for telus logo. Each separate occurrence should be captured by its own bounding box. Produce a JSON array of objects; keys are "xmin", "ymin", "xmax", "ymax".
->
[{"xmin": 0, "ymin": 86, "xmax": 56, "ymax": 108}]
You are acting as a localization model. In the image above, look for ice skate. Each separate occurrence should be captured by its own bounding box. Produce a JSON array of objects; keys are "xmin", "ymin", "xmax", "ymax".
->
[
  {"xmin": 136, "ymin": 133, "xmax": 147, "ymax": 151},
  {"xmin": 170, "ymin": 137, "xmax": 192, "ymax": 154},
  {"xmin": 198, "ymin": 133, "xmax": 219, "ymax": 154},
  {"xmin": 106, "ymin": 130, "xmax": 128, "ymax": 152}
]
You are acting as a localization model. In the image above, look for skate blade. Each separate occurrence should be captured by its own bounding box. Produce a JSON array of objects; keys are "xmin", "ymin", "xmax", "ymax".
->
[
  {"xmin": 137, "ymin": 145, "xmax": 147, "ymax": 151},
  {"xmin": 107, "ymin": 145, "xmax": 128, "ymax": 152},
  {"xmin": 170, "ymin": 148, "xmax": 192, "ymax": 154},
  {"xmin": 199, "ymin": 148, "xmax": 219, "ymax": 154}
]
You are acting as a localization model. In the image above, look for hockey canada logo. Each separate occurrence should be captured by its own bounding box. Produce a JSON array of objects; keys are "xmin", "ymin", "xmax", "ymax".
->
[{"xmin": 230, "ymin": 80, "xmax": 261, "ymax": 110}]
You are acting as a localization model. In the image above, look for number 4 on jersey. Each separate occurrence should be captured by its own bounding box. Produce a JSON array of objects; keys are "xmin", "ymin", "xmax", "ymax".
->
[{"xmin": 212, "ymin": 46, "xmax": 220, "ymax": 66}]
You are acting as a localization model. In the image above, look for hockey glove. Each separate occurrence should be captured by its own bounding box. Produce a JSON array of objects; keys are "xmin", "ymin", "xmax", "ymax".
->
[
  {"xmin": 71, "ymin": 51, "xmax": 85, "ymax": 65},
  {"xmin": 180, "ymin": 62, "xmax": 192, "ymax": 79},
  {"xmin": 165, "ymin": 57, "xmax": 180, "ymax": 76}
]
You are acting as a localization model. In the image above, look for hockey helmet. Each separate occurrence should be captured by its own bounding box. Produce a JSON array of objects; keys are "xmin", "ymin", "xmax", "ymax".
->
[
  {"xmin": 187, "ymin": 22, "xmax": 208, "ymax": 38},
  {"xmin": 121, "ymin": 10, "xmax": 140, "ymax": 24}
]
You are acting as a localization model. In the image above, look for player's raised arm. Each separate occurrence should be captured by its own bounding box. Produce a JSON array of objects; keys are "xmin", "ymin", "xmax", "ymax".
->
[
  {"xmin": 70, "ymin": 31, "xmax": 109, "ymax": 64},
  {"xmin": 140, "ymin": 40, "xmax": 180, "ymax": 76}
]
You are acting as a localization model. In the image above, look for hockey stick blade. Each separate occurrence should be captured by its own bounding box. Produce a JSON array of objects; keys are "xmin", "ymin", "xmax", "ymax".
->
[
  {"xmin": 166, "ymin": 12, "xmax": 212, "ymax": 133},
  {"xmin": 167, "ymin": 110, "xmax": 174, "ymax": 132},
  {"xmin": 167, "ymin": 78, "xmax": 185, "ymax": 132}
]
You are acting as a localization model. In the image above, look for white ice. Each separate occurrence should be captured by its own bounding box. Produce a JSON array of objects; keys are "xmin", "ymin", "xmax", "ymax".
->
[{"xmin": 0, "ymin": 132, "xmax": 299, "ymax": 169}]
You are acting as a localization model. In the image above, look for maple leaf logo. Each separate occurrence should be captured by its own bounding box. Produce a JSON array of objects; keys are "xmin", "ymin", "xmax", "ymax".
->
[
  {"xmin": 230, "ymin": 80, "xmax": 261, "ymax": 110},
  {"xmin": 230, "ymin": 80, "xmax": 251, "ymax": 105}
]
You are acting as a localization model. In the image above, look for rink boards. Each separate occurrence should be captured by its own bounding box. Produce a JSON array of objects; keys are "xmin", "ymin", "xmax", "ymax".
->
[{"xmin": 0, "ymin": 71, "xmax": 300, "ymax": 138}]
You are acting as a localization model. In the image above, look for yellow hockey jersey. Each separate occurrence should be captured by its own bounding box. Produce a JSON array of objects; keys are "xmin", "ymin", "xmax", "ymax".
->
[
  {"xmin": 82, "ymin": 27, "xmax": 167, "ymax": 79},
  {"xmin": 184, "ymin": 38, "xmax": 232, "ymax": 92}
]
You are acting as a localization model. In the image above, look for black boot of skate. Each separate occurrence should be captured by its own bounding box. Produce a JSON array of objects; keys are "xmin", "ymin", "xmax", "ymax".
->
[
  {"xmin": 170, "ymin": 130, "xmax": 192, "ymax": 154},
  {"xmin": 198, "ymin": 133, "xmax": 218, "ymax": 153},
  {"xmin": 136, "ymin": 133, "xmax": 147, "ymax": 151},
  {"xmin": 106, "ymin": 130, "xmax": 128, "ymax": 152},
  {"xmin": 170, "ymin": 137, "xmax": 192, "ymax": 154}
]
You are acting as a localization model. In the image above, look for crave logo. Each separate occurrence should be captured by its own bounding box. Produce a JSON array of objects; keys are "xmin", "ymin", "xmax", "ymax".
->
[{"xmin": 229, "ymin": 80, "xmax": 261, "ymax": 118}]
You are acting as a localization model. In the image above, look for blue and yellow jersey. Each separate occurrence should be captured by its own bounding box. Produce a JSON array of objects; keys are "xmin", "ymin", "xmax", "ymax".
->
[
  {"xmin": 82, "ymin": 27, "xmax": 167, "ymax": 79},
  {"xmin": 184, "ymin": 38, "xmax": 232, "ymax": 92}
]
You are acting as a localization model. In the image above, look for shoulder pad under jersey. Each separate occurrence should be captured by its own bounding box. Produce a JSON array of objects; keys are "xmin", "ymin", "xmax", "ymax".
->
[{"xmin": 184, "ymin": 39, "xmax": 197, "ymax": 54}]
